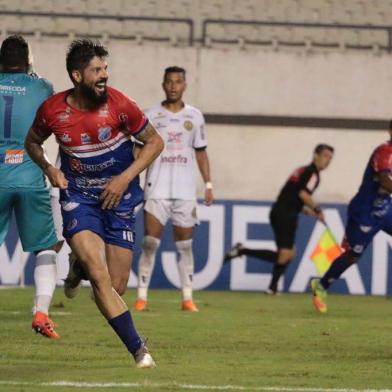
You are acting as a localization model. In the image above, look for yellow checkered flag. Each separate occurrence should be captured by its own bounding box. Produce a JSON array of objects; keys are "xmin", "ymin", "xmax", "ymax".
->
[{"xmin": 310, "ymin": 227, "xmax": 342, "ymax": 275}]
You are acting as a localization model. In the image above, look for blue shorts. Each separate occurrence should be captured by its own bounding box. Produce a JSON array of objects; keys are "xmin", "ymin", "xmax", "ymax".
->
[
  {"xmin": 61, "ymin": 194, "xmax": 137, "ymax": 250},
  {"xmin": 0, "ymin": 188, "xmax": 58, "ymax": 252},
  {"xmin": 343, "ymin": 208, "xmax": 392, "ymax": 256}
]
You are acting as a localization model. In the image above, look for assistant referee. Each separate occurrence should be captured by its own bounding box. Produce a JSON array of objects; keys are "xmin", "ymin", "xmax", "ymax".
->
[{"xmin": 224, "ymin": 144, "xmax": 334, "ymax": 294}]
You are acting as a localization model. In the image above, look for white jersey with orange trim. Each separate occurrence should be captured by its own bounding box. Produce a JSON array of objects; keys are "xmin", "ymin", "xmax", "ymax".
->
[{"xmin": 144, "ymin": 103, "xmax": 207, "ymax": 200}]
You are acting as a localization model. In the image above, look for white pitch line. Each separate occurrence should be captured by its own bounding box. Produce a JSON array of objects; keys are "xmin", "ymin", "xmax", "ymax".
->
[{"xmin": 0, "ymin": 380, "xmax": 391, "ymax": 392}]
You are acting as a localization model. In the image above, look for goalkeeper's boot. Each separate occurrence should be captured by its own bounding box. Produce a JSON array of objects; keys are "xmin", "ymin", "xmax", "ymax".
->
[
  {"xmin": 32, "ymin": 311, "xmax": 60, "ymax": 339},
  {"xmin": 182, "ymin": 299, "xmax": 199, "ymax": 312},
  {"xmin": 132, "ymin": 338, "xmax": 156, "ymax": 369},
  {"xmin": 311, "ymin": 278, "xmax": 328, "ymax": 313},
  {"xmin": 64, "ymin": 252, "xmax": 85, "ymax": 299},
  {"xmin": 133, "ymin": 298, "xmax": 148, "ymax": 311},
  {"xmin": 223, "ymin": 243, "xmax": 243, "ymax": 263}
]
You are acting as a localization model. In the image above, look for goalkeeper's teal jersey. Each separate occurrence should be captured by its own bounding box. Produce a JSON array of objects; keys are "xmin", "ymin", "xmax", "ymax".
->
[{"xmin": 0, "ymin": 72, "xmax": 53, "ymax": 189}]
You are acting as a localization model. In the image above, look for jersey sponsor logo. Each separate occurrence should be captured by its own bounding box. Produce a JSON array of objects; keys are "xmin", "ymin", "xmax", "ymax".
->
[
  {"xmin": 98, "ymin": 104, "xmax": 109, "ymax": 117},
  {"xmin": 124, "ymin": 192, "xmax": 131, "ymax": 200},
  {"xmin": 58, "ymin": 111, "xmax": 70, "ymax": 122},
  {"xmin": 115, "ymin": 211, "xmax": 132, "ymax": 218},
  {"xmin": 75, "ymin": 177, "xmax": 108, "ymax": 188},
  {"xmin": 80, "ymin": 133, "xmax": 92, "ymax": 145},
  {"xmin": 70, "ymin": 157, "xmax": 116, "ymax": 173},
  {"xmin": 61, "ymin": 201, "xmax": 80, "ymax": 212},
  {"xmin": 4, "ymin": 149, "xmax": 24, "ymax": 164},
  {"xmin": 119, "ymin": 112, "xmax": 128, "ymax": 123},
  {"xmin": 183, "ymin": 120, "xmax": 193, "ymax": 131},
  {"xmin": 155, "ymin": 122, "xmax": 166, "ymax": 129},
  {"xmin": 66, "ymin": 218, "xmax": 78, "ymax": 231},
  {"xmin": 167, "ymin": 131, "xmax": 183, "ymax": 144},
  {"xmin": 98, "ymin": 126, "xmax": 112, "ymax": 142},
  {"xmin": 59, "ymin": 133, "xmax": 72, "ymax": 143},
  {"xmin": 153, "ymin": 112, "xmax": 165, "ymax": 120},
  {"xmin": 359, "ymin": 225, "xmax": 372, "ymax": 233},
  {"xmin": 160, "ymin": 154, "xmax": 188, "ymax": 164},
  {"xmin": 353, "ymin": 244, "xmax": 364, "ymax": 254},
  {"xmin": 0, "ymin": 85, "xmax": 26, "ymax": 94}
]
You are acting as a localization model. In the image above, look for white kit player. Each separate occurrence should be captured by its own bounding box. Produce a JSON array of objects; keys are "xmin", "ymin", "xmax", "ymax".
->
[{"xmin": 134, "ymin": 66, "xmax": 214, "ymax": 312}]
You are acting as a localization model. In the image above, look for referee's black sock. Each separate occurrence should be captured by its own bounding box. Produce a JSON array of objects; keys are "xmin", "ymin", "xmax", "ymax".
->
[
  {"xmin": 269, "ymin": 263, "xmax": 288, "ymax": 292},
  {"xmin": 239, "ymin": 248, "xmax": 278, "ymax": 263}
]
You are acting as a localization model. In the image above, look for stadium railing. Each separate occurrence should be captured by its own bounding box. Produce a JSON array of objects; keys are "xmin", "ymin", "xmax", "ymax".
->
[
  {"xmin": 0, "ymin": 10, "xmax": 194, "ymax": 46},
  {"xmin": 202, "ymin": 19, "xmax": 392, "ymax": 52}
]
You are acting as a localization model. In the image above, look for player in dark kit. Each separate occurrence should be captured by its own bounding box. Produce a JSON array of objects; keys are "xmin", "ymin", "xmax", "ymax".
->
[
  {"xmin": 224, "ymin": 144, "xmax": 334, "ymax": 294},
  {"xmin": 311, "ymin": 125, "xmax": 392, "ymax": 313},
  {"xmin": 24, "ymin": 39, "xmax": 164, "ymax": 368}
]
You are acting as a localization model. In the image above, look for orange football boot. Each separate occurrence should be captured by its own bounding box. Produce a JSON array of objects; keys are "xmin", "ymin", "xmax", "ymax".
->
[
  {"xmin": 181, "ymin": 299, "xmax": 199, "ymax": 312},
  {"xmin": 32, "ymin": 311, "xmax": 60, "ymax": 339},
  {"xmin": 133, "ymin": 298, "xmax": 147, "ymax": 311}
]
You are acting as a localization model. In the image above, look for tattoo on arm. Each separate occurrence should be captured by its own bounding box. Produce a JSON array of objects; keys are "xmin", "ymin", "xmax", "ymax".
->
[
  {"xmin": 134, "ymin": 123, "xmax": 158, "ymax": 144},
  {"xmin": 24, "ymin": 127, "xmax": 52, "ymax": 171}
]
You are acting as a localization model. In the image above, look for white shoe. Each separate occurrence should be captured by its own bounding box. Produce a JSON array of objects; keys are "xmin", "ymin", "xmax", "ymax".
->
[
  {"xmin": 133, "ymin": 338, "xmax": 156, "ymax": 369},
  {"xmin": 64, "ymin": 253, "xmax": 83, "ymax": 299}
]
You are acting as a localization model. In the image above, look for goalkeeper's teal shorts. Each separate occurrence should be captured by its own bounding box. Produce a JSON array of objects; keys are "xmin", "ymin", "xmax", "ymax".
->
[{"xmin": 0, "ymin": 188, "xmax": 58, "ymax": 252}]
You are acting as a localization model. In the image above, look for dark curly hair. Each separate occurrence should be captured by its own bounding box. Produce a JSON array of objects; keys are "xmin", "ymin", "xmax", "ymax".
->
[
  {"xmin": 164, "ymin": 66, "xmax": 186, "ymax": 81},
  {"xmin": 0, "ymin": 35, "xmax": 29, "ymax": 69},
  {"xmin": 66, "ymin": 39, "xmax": 108, "ymax": 84}
]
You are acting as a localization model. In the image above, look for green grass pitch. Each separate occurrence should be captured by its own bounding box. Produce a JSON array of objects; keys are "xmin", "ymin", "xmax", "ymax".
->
[{"xmin": 1, "ymin": 287, "xmax": 392, "ymax": 391}]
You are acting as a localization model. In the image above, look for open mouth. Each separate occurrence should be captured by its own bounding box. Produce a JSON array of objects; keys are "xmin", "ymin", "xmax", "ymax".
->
[{"xmin": 95, "ymin": 81, "xmax": 107, "ymax": 93}]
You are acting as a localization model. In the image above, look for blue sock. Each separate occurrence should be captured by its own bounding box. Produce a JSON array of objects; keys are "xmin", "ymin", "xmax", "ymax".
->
[
  {"xmin": 108, "ymin": 311, "xmax": 141, "ymax": 354},
  {"xmin": 320, "ymin": 252, "xmax": 352, "ymax": 290}
]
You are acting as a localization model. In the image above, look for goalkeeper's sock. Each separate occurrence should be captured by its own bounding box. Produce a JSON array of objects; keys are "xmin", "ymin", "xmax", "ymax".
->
[
  {"xmin": 108, "ymin": 310, "xmax": 141, "ymax": 354},
  {"xmin": 320, "ymin": 253, "xmax": 351, "ymax": 290},
  {"xmin": 239, "ymin": 248, "xmax": 277, "ymax": 263}
]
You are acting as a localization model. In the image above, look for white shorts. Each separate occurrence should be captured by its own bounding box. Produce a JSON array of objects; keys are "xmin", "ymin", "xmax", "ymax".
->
[
  {"xmin": 51, "ymin": 194, "xmax": 64, "ymax": 241},
  {"xmin": 144, "ymin": 199, "xmax": 199, "ymax": 228}
]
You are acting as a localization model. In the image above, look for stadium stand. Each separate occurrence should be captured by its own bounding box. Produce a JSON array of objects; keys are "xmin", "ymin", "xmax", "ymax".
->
[{"xmin": 0, "ymin": 0, "xmax": 392, "ymax": 51}]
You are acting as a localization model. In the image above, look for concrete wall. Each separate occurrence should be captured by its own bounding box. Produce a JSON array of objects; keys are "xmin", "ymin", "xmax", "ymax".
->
[
  {"xmin": 30, "ymin": 38, "xmax": 392, "ymax": 119},
  {"xmin": 31, "ymin": 38, "xmax": 391, "ymax": 202}
]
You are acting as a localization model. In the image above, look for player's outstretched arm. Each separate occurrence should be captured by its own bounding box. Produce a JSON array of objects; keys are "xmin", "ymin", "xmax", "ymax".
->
[{"xmin": 24, "ymin": 127, "xmax": 68, "ymax": 189}]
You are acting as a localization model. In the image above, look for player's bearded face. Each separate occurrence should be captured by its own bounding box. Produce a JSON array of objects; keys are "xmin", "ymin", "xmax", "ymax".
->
[
  {"xmin": 80, "ymin": 77, "xmax": 107, "ymax": 104},
  {"xmin": 80, "ymin": 57, "xmax": 108, "ymax": 105}
]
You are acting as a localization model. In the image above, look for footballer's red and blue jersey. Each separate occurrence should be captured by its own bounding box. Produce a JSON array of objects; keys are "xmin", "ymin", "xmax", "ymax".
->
[
  {"xmin": 32, "ymin": 87, "xmax": 148, "ymax": 210},
  {"xmin": 349, "ymin": 141, "xmax": 392, "ymax": 225}
]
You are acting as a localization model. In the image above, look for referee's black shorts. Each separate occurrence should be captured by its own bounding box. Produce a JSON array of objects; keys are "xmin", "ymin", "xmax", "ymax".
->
[{"xmin": 269, "ymin": 204, "xmax": 298, "ymax": 249}]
